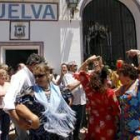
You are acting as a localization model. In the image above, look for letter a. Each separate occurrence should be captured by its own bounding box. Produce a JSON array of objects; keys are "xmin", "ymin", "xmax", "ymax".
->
[{"xmin": 43, "ymin": 5, "xmax": 55, "ymax": 19}]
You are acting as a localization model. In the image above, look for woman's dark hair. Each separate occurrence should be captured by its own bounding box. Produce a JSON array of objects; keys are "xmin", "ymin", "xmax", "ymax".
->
[
  {"xmin": 61, "ymin": 63, "xmax": 68, "ymax": 67},
  {"xmin": 26, "ymin": 53, "xmax": 46, "ymax": 65},
  {"xmin": 90, "ymin": 67, "xmax": 108, "ymax": 93},
  {"xmin": 117, "ymin": 63, "xmax": 138, "ymax": 80}
]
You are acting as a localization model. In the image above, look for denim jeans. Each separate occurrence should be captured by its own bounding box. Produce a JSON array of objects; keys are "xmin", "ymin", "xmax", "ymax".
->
[
  {"xmin": 0, "ymin": 109, "xmax": 10, "ymax": 140},
  {"xmin": 11, "ymin": 118, "xmax": 29, "ymax": 140}
]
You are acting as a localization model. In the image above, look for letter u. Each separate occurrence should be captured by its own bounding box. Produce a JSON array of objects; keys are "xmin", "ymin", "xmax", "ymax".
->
[{"xmin": 0, "ymin": 4, "xmax": 5, "ymax": 18}]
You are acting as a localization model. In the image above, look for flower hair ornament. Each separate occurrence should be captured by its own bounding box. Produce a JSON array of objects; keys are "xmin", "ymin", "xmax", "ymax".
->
[{"xmin": 116, "ymin": 59, "xmax": 124, "ymax": 69}]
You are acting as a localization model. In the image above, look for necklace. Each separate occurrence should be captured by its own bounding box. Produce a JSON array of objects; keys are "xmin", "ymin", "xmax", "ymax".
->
[
  {"xmin": 42, "ymin": 86, "xmax": 51, "ymax": 101},
  {"xmin": 42, "ymin": 86, "xmax": 50, "ymax": 92},
  {"xmin": 45, "ymin": 90, "xmax": 51, "ymax": 101}
]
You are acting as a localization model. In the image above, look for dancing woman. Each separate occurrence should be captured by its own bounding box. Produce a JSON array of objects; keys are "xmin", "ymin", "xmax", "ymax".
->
[{"xmin": 15, "ymin": 63, "xmax": 76, "ymax": 140}]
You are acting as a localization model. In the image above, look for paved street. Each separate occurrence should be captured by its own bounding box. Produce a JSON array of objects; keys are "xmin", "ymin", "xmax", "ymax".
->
[{"xmin": 9, "ymin": 123, "xmax": 86, "ymax": 140}]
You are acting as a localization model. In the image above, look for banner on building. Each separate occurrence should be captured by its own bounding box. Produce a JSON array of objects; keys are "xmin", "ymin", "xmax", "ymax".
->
[{"xmin": 0, "ymin": 2, "xmax": 58, "ymax": 21}]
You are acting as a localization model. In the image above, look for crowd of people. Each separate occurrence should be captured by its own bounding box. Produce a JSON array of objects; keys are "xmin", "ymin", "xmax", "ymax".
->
[{"xmin": 0, "ymin": 49, "xmax": 140, "ymax": 140}]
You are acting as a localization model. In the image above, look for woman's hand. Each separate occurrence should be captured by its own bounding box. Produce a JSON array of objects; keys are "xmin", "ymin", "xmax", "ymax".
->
[
  {"xmin": 9, "ymin": 109, "xmax": 32, "ymax": 130},
  {"xmin": 86, "ymin": 55, "xmax": 100, "ymax": 64},
  {"xmin": 17, "ymin": 117, "xmax": 32, "ymax": 130},
  {"xmin": 79, "ymin": 55, "xmax": 100, "ymax": 71},
  {"xmin": 29, "ymin": 114, "xmax": 40, "ymax": 129},
  {"xmin": 16, "ymin": 104, "xmax": 40, "ymax": 130},
  {"xmin": 126, "ymin": 49, "xmax": 140, "ymax": 57}
]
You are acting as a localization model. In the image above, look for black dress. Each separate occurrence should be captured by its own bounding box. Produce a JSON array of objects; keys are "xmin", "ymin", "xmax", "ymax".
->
[{"xmin": 16, "ymin": 90, "xmax": 73, "ymax": 140}]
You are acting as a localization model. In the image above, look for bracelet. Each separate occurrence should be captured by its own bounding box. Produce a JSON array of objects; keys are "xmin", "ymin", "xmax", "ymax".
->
[
  {"xmin": 85, "ymin": 59, "xmax": 90, "ymax": 65},
  {"xmin": 137, "ymin": 52, "xmax": 140, "ymax": 57},
  {"xmin": 137, "ymin": 53, "xmax": 140, "ymax": 62}
]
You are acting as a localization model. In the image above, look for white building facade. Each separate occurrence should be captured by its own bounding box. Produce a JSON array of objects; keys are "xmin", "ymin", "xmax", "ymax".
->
[{"xmin": 0, "ymin": 0, "xmax": 140, "ymax": 72}]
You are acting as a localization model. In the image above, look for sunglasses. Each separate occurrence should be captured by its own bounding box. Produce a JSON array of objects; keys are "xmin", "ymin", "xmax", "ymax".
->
[{"xmin": 34, "ymin": 74, "xmax": 46, "ymax": 78}]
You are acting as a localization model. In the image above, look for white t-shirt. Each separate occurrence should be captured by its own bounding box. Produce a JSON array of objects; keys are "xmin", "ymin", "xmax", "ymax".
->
[
  {"xmin": 0, "ymin": 82, "xmax": 10, "ymax": 109},
  {"xmin": 62, "ymin": 72, "xmax": 86, "ymax": 105},
  {"xmin": 3, "ymin": 66, "xmax": 35, "ymax": 110}
]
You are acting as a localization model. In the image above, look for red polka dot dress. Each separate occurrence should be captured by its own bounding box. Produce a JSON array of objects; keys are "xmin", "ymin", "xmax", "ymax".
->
[{"xmin": 74, "ymin": 71, "xmax": 120, "ymax": 140}]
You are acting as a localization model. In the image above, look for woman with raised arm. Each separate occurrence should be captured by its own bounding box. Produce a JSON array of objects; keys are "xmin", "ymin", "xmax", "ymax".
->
[{"xmin": 74, "ymin": 55, "xmax": 120, "ymax": 140}]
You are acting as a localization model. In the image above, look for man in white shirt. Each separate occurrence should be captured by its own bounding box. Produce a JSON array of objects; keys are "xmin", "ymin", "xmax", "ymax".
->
[
  {"xmin": 63, "ymin": 61, "xmax": 86, "ymax": 140},
  {"xmin": 3, "ymin": 53, "xmax": 45, "ymax": 140}
]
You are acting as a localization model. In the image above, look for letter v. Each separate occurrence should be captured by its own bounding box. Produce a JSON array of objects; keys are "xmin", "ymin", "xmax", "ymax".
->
[{"xmin": 31, "ymin": 4, "xmax": 42, "ymax": 19}]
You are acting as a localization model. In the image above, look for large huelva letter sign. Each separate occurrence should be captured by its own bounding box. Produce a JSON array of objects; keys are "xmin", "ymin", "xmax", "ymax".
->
[{"xmin": 0, "ymin": 2, "xmax": 58, "ymax": 21}]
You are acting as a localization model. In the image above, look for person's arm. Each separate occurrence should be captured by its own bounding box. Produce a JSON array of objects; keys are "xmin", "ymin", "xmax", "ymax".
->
[
  {"xmin": 108, "ymin": 89, "xmax": 120, "ymax": 116},
  {"xmin": 0, "ymin": 82, "xmax": 9, "ymax": 97},
  {"xmin": 3, "ymin": 73, "xmax": 30, "ymax": 130},
  {"xmin": 56, "ymin": 74, "xmax": 63, "ymax": 85},
  {"xmin": 126, "ymin": 49, "xmax": 140, "ymax": 57},
  {"xmin": 62, "ymin": 73, "xmax": 81, "ymax": 91},
  {"xmin": 108, "ymin": 89, "xmax": 120, "ymax": 131},
  {"xmin": 0, "ymin": 90, "xmax": 5, "ymax": 97},
  {"xmin": 114, "ymin": 87, "xmax": 122, "ymax": 97},
  {"xmin": 9, "ymin": 109, "xmax": 32, "ymax": 130},
  {"xmin": 68, "ymin": 97, "xmax": 73, "ymax": 106},
  {"xmin": 16, "ymin": 104, "xmax": 40, "ymax": 129},
  {"xmin": 126, "ymin": 49, "xmax": 140, "ymax": 62},
  {"xmin": 78, "ymin": 55, "xmax": 100, "ymax": 71},
  {"xmin": 3, "ymin": 74, "xmax": 25, "ymax": 110},
  {"xmin": 56, "ymin": 66, "xmax": 68, "ymax": 86},
  {"xmin": 67, "ymin": 80, "xmax": 81, "ymax": 91}
]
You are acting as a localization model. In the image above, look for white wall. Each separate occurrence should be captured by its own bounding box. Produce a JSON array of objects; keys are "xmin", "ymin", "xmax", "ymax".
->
[
  {"xmin": 58, "ymin": 0, "xmax": 82, "ymax": 73},
  {"xmin": 30, "ymin": 21, "xmax": 61, "ymax": 71},
  {"xmin": 0, "ymin": 22, "xmax": 82, "ymax": 74},
  {"xmin": 0, "ymin": 22, "xmax": 9, "ymax": 41},
  {"xmin": 31, "ymin": 21, "xmax": 82, "ymax": 73},
  {"xmin": 31, "ymin": 20, "xmax": 82, "ymax": 73},
  {"xmin": 1, "ymin": 0, "xmax": 140, "ymax": 73},
  {"xmin": 60, "ymin": 20, "xmax": 82, "ymax": 63},
  {"xmin": 0, "ymin": 21, "xmax": 61, "ymax": 72},
  {"xmin": 0, "ymin": 1, "xmax": 82, "ymax": 74}
]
